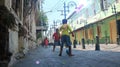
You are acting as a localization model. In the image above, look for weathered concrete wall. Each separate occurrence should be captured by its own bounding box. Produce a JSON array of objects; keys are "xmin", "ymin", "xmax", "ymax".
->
[
  {"xmin": 9, "ymin": 29, "xmax": 19, "ymax": 67},
  {"xmin": 23, "ymin": 38, "xmax": 29, "ymax": 54},
  {"xmin": 0, "ymin": 0, "xmax": 4, "ymax": 5},
  {"xmin": 31, "ymin": 13, "xmax": 37, "ymax": 46},
  {"xmin": 2, "ymin": 0, "xmax": 38, "ymax": 66},
  {"xmin": 5, "ymin": 0, "xmax": 11, "ymax": 10},
  {"xmin": 9, "ymin": 29, "xmax": 18, "ymax": 54}
]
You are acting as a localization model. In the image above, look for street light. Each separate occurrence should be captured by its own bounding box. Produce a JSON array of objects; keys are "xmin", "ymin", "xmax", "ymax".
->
[
  {"xmin": 58, "ymin": 1, "xmax": 77, "ymax": 19},
  {"xmin": 44, "ymin": 10, "xmax": 52, "ymax": 14}
]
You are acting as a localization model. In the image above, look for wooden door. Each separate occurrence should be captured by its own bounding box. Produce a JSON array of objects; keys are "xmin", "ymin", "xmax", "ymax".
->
[{"xmin": 109, "ymin": 20, "xmax": 117, "ymax": 43}]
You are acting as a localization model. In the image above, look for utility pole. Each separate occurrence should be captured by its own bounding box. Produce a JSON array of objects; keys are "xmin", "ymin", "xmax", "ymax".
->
[
  {"xmin": 53, "ymin": 20, "xmax": 57, "ymax": 31},
  {"xmin": 63, "ymin": 2, "xmax": 67, "ymax": 19},
  {"xmin": 57, "ymin": 2, "xmax": 69, "ymax": 19},
  {"xmin": 58, "ymin": 1, "xmax": 77, "ymax": 19}
]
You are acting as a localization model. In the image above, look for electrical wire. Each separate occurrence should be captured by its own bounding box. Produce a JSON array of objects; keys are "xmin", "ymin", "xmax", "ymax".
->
[
  {"xmin": 50, "ymin": 0, "xmax": 71, "ymax": 12},
  {"xmin": 50, "ymin": 0, "xmax": 64, "ymax": 11}
]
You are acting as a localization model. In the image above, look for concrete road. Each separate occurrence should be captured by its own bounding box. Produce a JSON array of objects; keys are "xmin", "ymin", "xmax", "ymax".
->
[{"xmin": 12, "ymin": 45, "xmax": 120, "ymax": 67}]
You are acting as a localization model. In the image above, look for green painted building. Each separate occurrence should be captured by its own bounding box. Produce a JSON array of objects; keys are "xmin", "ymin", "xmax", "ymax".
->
[{"xmin": 68, "ymin": 0, "xmax": 120, "ymax": 44}]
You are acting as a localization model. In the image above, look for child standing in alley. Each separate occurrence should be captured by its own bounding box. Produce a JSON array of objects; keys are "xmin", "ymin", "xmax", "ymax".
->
[
  {"xmin": 52, "ymin": 28, "xmax": 61, "ymax": 52},
  {"xmin": 59, "ymin": 19, "xmax": 74, "ymax": 56},
  {"xmin": 44, "ymin": 37, "xmax": 49, "ymax": 47}
]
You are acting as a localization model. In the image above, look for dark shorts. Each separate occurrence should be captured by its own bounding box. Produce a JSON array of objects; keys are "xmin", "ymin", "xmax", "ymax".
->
[
  {"xmin": 61, "ymin": 35, "xmax": 72, "ymax": 46},
  {"xmin": 54, "ymin": 40, "xmax": 61, "ymax": 46}
]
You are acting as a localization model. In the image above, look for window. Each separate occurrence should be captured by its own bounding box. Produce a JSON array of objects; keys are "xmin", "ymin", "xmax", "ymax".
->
[
  {"xmin": 116, "ymin": 0, "xmax": 120, "ymax": 3},
  {"xmin": 100, "ymin": 0, "xmax": 108, "ymax": 11}
]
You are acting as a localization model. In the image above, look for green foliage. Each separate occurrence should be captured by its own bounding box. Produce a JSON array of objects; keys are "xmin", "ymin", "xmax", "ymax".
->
[
  {"xmin": 37, "ymin": 10, "xmax": 48, "ymax": 27},
  {"xmin": 37, "ymin": 32, "xmax": 42, "ymax": 39}
]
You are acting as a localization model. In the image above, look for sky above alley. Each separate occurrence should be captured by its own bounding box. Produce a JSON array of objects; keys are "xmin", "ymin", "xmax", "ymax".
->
[{"xmin": 43, "ymin": 0, "xmax": 86, "ymax": 26}]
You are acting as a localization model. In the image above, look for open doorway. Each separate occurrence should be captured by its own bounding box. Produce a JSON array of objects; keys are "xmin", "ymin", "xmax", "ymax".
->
[{"xmin": 0, "ymin": 25, "xmax": 12, "ymax": 66}]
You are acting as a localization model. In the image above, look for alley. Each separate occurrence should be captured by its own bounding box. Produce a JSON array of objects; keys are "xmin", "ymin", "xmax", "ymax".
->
[
  {"xmin": 1, "ymin": 0, "xmax": 120, "ymax": 67},
  {"xmin": 13, "ymin": 45, "xmax": 120, "ymax": 67}
]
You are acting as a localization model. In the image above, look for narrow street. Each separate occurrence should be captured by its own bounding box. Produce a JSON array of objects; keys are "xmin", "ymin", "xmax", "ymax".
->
[
  {"xmin": 13, "ymin": 45, "xmax": 120, "ymax": 67},
  {"xmin": 1, "ymin": 0, "xmax": 120, "ymax": 67}
]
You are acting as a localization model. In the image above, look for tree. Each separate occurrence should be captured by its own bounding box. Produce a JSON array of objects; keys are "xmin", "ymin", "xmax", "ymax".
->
[{"xmin": 38, "ymin": 10, "xmax": 48, "ymax": 26}]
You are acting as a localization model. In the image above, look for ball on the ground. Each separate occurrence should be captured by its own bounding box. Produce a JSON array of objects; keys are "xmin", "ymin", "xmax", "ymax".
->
[{"xmin": 36, "ymin": 61, "xmax": 40, "ymax": 64}]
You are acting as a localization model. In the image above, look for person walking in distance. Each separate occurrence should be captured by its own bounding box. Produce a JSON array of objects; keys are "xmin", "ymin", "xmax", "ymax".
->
[
  {"xmin": 52, "ymin": 28, "xmax": 61, "ymax": 52},
  {"xmin": 44, "ymin": 37, "xmax": 49, "ymax": 47},
  {"xmin": 59, "ymin": 19, "xmax": 74, "ymax": 56}
]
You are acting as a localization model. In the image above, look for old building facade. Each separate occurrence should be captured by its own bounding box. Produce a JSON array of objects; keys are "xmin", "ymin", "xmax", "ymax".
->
[{"xmin": 0, "ymin": 0, "xmax": 40, "ymax": 66}]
